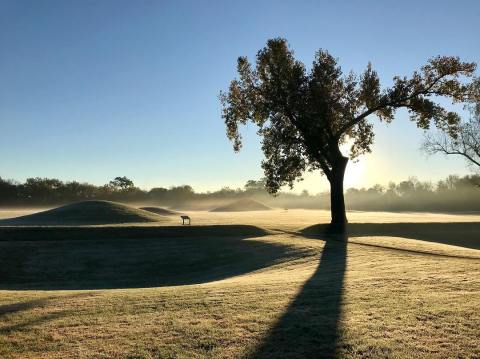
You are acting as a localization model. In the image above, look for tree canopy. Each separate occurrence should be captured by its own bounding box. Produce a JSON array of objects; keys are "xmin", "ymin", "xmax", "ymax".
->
[
  {"xmin": 220, "ymin": 38, "xmax": 478, "ymax": 224},
  {"xmin": 221, "ymin": 38, "xmax": 477, "ymax": 192},
  {"xmin": 109, "ymin": 176, "xmax": 135, "ymax": 191}
]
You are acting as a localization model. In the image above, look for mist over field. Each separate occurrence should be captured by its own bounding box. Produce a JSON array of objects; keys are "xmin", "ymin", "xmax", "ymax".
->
[
  {"xmin": 1, "ymin": 1, "xmax": 480, "ymax": 358},
  {"xmin": 1, "ymin": 174, "xmax": 479, "ymax": 213}
]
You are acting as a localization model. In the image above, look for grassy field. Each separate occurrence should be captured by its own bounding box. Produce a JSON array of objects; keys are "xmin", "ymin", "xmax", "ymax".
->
[{"xmin": 0, "ymin": 209, "xmax": 479, "ymax": 358}]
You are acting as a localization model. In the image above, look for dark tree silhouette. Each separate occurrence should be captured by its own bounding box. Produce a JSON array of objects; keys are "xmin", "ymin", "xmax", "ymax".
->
[
  {"xmin": 220, "ymin": 38, "xmax": 478, "ymax": 225},
  {"xmin": 108, "ymin": 176, "xmax": 134, "ymax": 192},
  {"xmin": 0, "ymin": 177, "xmax": 18, "ymax": 202},
  {"xmin": 423, "ymin": 78, "xmax": 480, "ymax": 169},
  {"xmin": 244, "ymin": 178, "xmax": 268, "ymax": 193}
]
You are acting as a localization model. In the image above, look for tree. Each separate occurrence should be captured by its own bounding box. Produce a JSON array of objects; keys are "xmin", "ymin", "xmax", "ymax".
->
[
  {"xmin": 165, "ymin": 185, "xmax": 195, "ymax": 201},
  {"xmin": 61, "ymin": 181, "xmax": 98, "ymax": 200},
  {"xmin": 0, "ymin": 177, "xmax": 18, "ymax": 204},
  {"xmin": 22, "ymin": 177, "xmax": 63, "ymax": 203},
  {"xmin": 108, "ymin": 176, "xmax": 134, "ymax": 192},
  {"xmin": 220, "ymin": 38, "xmax": 477, "ymax": 225},
  {"xmin": 423, "ymin": 79, "xmax": 480, "ymax": 169},
  {"xmin": 244, "ymin": 178, "xmax": 267, "ymax": 193}
]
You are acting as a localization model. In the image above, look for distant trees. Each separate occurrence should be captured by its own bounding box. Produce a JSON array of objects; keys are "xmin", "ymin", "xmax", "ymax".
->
[
  {"xmin": 346, "ymin": 175, "xmax": 480, "ymax": 212},
  {"xmin": 0, "ymin": 176, "xmax": 139, "ymax": 205},
  {"xmin": 22, "ymin": 177, "xmax": 63, "ymax": 203},
  {"xmin": 61, "ymin": 181, "xmax": 98, "ymax": 200},
  {"xmin": 220, "ymin": 38, "xmax": 478, "ymax": 225},
  {"xmin": 0, "ymin": 177, "xmax": 18, "ymax": 203},
  {"xmin": 423, "ymin": 79, "xmax": 480, "ymax": 169},
  {"xmin": 109, "ymin": 176, "xmax": 135, "ymax": 192},
  {"xmin": 0, "ymin": 174, "xmax": 479, "ymax": 211},
  {"xmin": 244, "ymin": 178, "xmax": 268, "ymax": 194}
]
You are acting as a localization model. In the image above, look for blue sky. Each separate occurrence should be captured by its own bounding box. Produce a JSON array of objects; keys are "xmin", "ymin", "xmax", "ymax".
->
[{"xmin": 0, "ymin": 0, "xmax": 479, "ymax": 193}]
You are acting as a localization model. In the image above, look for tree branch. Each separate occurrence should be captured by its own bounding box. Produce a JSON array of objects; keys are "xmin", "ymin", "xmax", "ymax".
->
[
  {"xmin": 334, "ymin": 74, "xmax": 449, "ymax": 138},
  {"xmin": 439, "ymin": 149, "xmax": 480, "ymax": 167}
]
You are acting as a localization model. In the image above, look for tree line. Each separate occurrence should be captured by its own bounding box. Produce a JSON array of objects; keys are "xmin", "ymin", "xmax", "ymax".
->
[{"xmin": 0, "ymin": 175, "xmax": 478, "ymax": 212}]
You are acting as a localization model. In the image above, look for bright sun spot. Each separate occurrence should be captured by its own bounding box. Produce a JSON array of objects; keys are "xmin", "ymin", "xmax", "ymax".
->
[
  {"xmin": 344, "ymin": 159, "xmax": 366, "ymax": 189},
  {"xmin": 341, "ymin": 140, "xmax": 366, "ymax": 189},
  {"xmin": 290, "ymin": 140, "xmax": 369, "ymax": 194},
  {"xmin": 295, "ymin": 154, "xmax": 367, "ymax": 194}
]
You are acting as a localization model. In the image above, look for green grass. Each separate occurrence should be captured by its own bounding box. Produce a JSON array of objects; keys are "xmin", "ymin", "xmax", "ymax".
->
[{"xmin": 0, "ymin": 214, "xmax": 479, "ymax": 358}]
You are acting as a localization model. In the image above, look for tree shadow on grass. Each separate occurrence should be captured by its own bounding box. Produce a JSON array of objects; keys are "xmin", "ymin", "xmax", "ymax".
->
[
  {"xmin": 302, "ymin": 222, "xmax": 480, "ymax": 250},
  {"xmin": 0, "ymin": 293, "xmax": 95, "ymax": 333},
  {"xmin": 1, "ymin": 310, "xmax": 70, "ymax": 334},
  {"xmin": 252, "ymin": 221, "xmax": 480, "ymax": 358},
  {"xmin": 0, "ymin": 298, "xmax": 51, "ymax": 318},
  {"xmin": 0, "ymin": 225, "xmax": 310, "ymax": 290},
  {"xmin": 0, "ymin": 224, "xmax": 269, "ymax": 241},
  {"xmin": 250, "ymin": 228, "xmax": 347, "ymax": 358}
]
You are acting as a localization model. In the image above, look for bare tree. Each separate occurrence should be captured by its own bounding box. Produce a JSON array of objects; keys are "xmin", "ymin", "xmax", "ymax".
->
[{"xmin": 423, "ymin": 79, "xmax": 480, "ymax": 169}]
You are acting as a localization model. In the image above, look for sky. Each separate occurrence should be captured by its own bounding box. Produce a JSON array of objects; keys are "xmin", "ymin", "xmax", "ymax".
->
[{"xmin": 0, "ymin": 0, "xmax": 479, "ymax": 193}]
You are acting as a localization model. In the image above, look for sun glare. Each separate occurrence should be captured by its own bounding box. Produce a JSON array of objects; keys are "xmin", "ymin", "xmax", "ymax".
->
[
  {"xmin": 296, "ymin": 156, "xmax": 366, "ymax": 194},
  {"xmin": 344, "ymin": 159, "xmax": 366, "ymax": 189},
  {"xmin": 340, "ymin": 139, "xmax": 367, "ymax": 189}
]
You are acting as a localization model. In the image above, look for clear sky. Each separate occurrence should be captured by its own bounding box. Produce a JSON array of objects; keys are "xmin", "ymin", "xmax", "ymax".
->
[{"xmin": 0, "ymin": 0, "xmax": 479, "ymax": 193}]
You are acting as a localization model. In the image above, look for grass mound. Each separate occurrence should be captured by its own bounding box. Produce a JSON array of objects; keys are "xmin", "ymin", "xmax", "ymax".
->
[
  {"xmin": 0, "ymin": 200, "xmax": 169, "ymax": 226},
  {"xmin": 139, "ymin": 206, "xmax": 179, "ymax": 216},
  {"xmin": 210, "ymin": 198, "xmax": 271, "ymax": 212}
]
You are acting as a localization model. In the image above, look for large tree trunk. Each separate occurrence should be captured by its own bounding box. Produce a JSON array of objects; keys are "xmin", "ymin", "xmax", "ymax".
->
[{"xmin": 329, "ymin": 155, "xmax": 348, "ymax": 226}]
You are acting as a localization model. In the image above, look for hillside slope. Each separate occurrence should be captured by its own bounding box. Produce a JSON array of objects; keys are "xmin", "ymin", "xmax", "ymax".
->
[{"xmin": 0, "ymin": 200, "xmax": 170, "ymax": 225}]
